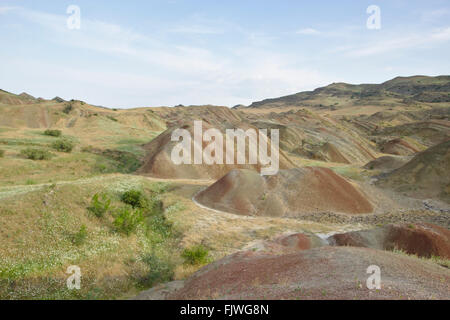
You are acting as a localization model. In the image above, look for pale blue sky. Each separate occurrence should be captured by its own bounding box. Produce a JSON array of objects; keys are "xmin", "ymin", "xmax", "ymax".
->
[{"xmin": 1, "ymin": 0, "xmax": 449, "ymax": 108}]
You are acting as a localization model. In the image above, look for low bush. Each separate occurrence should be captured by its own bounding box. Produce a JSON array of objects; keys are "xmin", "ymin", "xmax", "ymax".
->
[
  {"xmin": 113, "ymin": 206, "xmax": 144, "ymax": 236},
  {"xmin": 43, "ymin": 129, "xmax": 62, "ymax": 137},
  {"xmin": 87, "ymin": 193, "xmax": 111, "ymax": 218},
  {"xmin": 107, "ymin": 115, "xmax": 118, "ymax": 122},
  {"xmin": 146, "ymin": 214, "xmax": 173, "ymax": 240},
  {"xmin": 51, "ymin": 139, "xmax": 74, "ymax": 153},
  {"xmin": 140, "ymin": 253, "xmax": 174, "ymax": 287},
  {"xmin": 72, "ymin": 225, "xmax": 88, "ymax": 246},
  {"xmin": 181, "ymin": 245, "xmax": 210, "ymax": 265},
  {"xmin": 20, "ymin": 148, "xmax": 52, "ymax": 160},
  {"xmin": 63, "ymin": 104, "xmax": 73, "ymax": 114},
  {"xmin": 0, "ymin": 149, "xmax": 4, "ymax": 158},
  {"xmin": 85, "ymin": 148, "xmax": 142, "ymax": 174},
  {"xmin": 151, "ymin": 182, "xmax": 171, "ymax": 194},
  {"xmin": 147, "ymin": 197, "xmax": 164, "ymax": 216},
  {"xmin": 121, "ymin": 189, "xmax": 146, "ymax": 209}
]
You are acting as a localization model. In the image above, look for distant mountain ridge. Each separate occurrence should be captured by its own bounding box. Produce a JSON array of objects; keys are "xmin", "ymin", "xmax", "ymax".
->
[{"xmin": 244, "ymin": 75, "xmax": 450, "ymax": 109}]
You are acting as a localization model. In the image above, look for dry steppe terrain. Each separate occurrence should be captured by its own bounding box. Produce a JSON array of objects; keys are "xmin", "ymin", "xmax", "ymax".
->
[{"xmin": 0, "ymin": 75, "xmax": 449, "ymax": 299}]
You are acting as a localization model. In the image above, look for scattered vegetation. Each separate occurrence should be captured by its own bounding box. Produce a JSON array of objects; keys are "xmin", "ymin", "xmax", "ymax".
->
[
  {"xmin": 43, "ymin": 129, "xmax": 62, "ymax": 137},
  {"xmin": 121, "ymin": 189, "xmax": 147, "ymax": 209},
  {"xmin": 83, "ymin": 147, "xmax": 142, "ymax": 174},
  {"xmin": 71, "ymin": 225, "xmax": 88, "ymax": 246},
  {"xmin": 112, "ymin": 206, "xmax": 144, "ymax": 236},
  {"xmin": 20, "ymin": 148, "xmax": 53, "ymax": 160},
  {"xmin": 63, "ymin": 103, "xmax": 73, "ymax": 114},
  {"xmin": 107, "ymin": 115, "xmax": 118, "ymax": 122},
  {"xmin": 51, "ymin": 139, "xmax": 74, "ymax": 153},
  {"xmin": 140, "ymin": 253, "xmax": 174, "ymax": 288},
  {"xmin": 87, "ymin": 193, "xmax": 111, "ymax": 218},
  {"xmin": 392, "ymin": 248, "xmax": 450, "ymax": 269},
  {"xmin": 181, "ymin": 245, "xmax": 210, "ymax": 265}
]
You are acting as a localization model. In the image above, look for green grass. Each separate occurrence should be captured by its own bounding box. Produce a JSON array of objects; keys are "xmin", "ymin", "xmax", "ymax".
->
[
  {"xmin": 113, "ymin": 206, "xmax": 144, "ymax": 236},
  {"xmin": 71, "ymin": 225, "xmax": 88, "ymax": 246},
  {"xmin": 0, "ymin": 175, "xmax": 182, "ymax": 299},
  {"xmin": 20, "ymin": 148, "xmax": 53, "ymax": 160},
  {"xmin": 43, "ymin": 129, "xmax": 62, "ymax": 137},
  {"xmin": 51, "ymin": 139, "xmax": 75, "ymax": 153},
  {"xmin": 87, "ymin": 193, "xmax": 111, "ymax": 218},
  {"xmin": 139, "ymin": 253, "xmax": 174, "ymax": 288},
  {"xmin": 181, "ymin": 245, "xmax": 210, "ymax": 265}
]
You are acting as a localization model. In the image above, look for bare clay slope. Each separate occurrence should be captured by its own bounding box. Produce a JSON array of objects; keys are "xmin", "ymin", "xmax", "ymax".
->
[
  {"xmin": 167, "ymin": 246, "xmax": 450, "ymax": 300},
  {"xmin": 376, "ymin": 140, "xmax": 450, "ymax": 203},
  {"xmin": 195, "ymin": 167, "xmax": 374, "ymax": 216},
  {"xmin": 137, "ymin": 122, "xmax": 295, "ymax": 179},
  {"xmin": 329, "ymin": 223, "xmax": 450, "ymax": 259}
]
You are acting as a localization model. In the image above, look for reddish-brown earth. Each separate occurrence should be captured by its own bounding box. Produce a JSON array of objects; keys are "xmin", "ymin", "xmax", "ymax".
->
[
  {"xmin": 330, "ymin": 223, "xmax": 450, "ymax": 259},
  {"xmin": 164, "ymin": 246, "xmax": 449, "ymax": 300},
  {"xmin": 380, "ymin": 138, "xmax": 420, "ymax": 156},
  {"xmin": 247, "ymin": 232, "xmax": 326, "ymax": 255},
  {"xmin": 363, "ymin": 155, "xmax": 410, "ymax": 171},
  {"xmin": 195, "ymin": 167, "xmax": 374, "ymax": 216}
]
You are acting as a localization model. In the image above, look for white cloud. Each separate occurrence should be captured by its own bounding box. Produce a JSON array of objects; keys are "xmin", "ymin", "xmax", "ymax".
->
[
  {"xmin": 421, "ymin": 9, "xmax": 450, "ymax": 22},
  {"xmin": 1, "ymin": 7, "xmax": 331, "ymax": 107},
  {"xmin": 0, "ymin": 6, "xmax": 18, "ymax": 14},
  {"xmin": 169, "ymin": 25, "xmax": 224, "ymax": 34},
  {"xmin": 343, "ymin": 27, "xmax": 450, "ymax": 57},
  {"xmin": 296, "ymin": 28, "xmax": 321, "ymax": 35}
]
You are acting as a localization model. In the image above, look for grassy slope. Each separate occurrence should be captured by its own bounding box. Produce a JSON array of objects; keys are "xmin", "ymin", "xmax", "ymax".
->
[
  {"xmin": 0, "ymin": 99, "xmax": 347, "ymax": 299},
  {"xmin": 0, "ymin": 175, "xmax": 182, "ymax": 299},
  {"xmin": 0, "ymin": 79, "xmax": 448, "ymax": 299}
]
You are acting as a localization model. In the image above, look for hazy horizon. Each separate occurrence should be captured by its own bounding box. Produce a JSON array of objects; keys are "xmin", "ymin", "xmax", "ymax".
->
[{"xmin": 1, "ymin": 0, "xmax": 450, "ymax": 108}]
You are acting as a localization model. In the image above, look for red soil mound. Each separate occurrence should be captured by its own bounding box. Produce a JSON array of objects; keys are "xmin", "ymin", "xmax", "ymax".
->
[
  {"xmin": 380, "ymin": 138, "xmax": 419, "ymax": 156},
  {"xmin": 195, "ymin": 167, "xmax": 374, "ymax": 216},
  {"xmin": 363, "ymin": 155, "xmax": 409, "ymax": 171},
  {"xmin": 277, "ymin": 233, "xmax": 313, "ymax": 250},
  {"xmin": 166, "ymin": 246, "xmax": 450, "ymax": 300},
  {"xmin": 329, "ymin": 223, "xmax": 450, "ymax": 259},
  {"xmin": 248, "ymin": 233, "xmax": 326, "ymax": 255}
]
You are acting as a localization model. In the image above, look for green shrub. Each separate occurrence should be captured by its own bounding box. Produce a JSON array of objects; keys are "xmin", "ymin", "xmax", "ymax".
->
[
  {"xmin": 87, "ymin": 193, "xmax": 111, "ymax": 218},
  {"xmin": 113, "ymin": 206, "xmax": 144, "ymax": 236},
  {"xmin": 148, "ymin": 198, "xmax": 164, "ymax": 216},
  {"xmin": 86, "ymin": 148, "xmax": 142, "ymax": 174},
  {"xmin": 146, "ymin": 214, "xmax": 173, "ymax": 240},
  {"xmin": 0, "ymin": 149, "xmax": 4, "ymax": 158},
  {"xmin": 20, "ymin": 148, "xmax": 52, "ymax": 160},
  {"xmin": 72, "ymin": 225, "xmax": 88, "ymax": 246},
  {"xmin": 140, "ymin": 253, "xmax": 174, "ymax": 287},
  {"xmin": 43, "ymin": 129, "xmax": 62, "ymax": 137},
  {"xmin": 121, "ymin": 190, "xmax": 146, "ymax": 209},
  {"xmin": 63, "ymin": 104, "xmax": 73, "ymax": 114},
  {"xmin": 181, "ymin": 245, "xmax": 210, "ymax": 265},
  {"xmin": 151, "ymin": 182, "xmax": 171, "ymax": 194},
  {"xmin": 51, "ymin": 139, "xmax": 74, "ymax": 153},
  {"xmin": 107, "ymin": 115, "xmax": 118, "ymax": 122}
]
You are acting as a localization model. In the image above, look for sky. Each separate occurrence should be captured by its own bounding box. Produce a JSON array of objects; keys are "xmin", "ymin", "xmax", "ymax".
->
[{"xmin": 0, "ymin": 0, "xmax": 449, "ymax": 108}]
